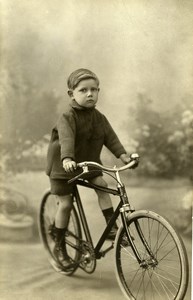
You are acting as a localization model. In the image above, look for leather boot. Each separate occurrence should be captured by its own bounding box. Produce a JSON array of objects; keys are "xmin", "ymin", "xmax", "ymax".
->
[{"xmin": 52, "ymin": 227, "xmax": 72, "ymax": 268}]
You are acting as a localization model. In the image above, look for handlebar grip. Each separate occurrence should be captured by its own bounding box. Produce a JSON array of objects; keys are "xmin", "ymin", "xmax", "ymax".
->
[{"xmin": 130, "ymin": 153, "xmax": 140, "ymax": 160}]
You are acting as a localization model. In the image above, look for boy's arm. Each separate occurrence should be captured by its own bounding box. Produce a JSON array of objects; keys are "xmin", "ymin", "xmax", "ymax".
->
[
  {"xmin": 57, "ymin": 113, "xmax": 76, "ymax": 162},
  {"xmin": 103, "ymin": 115, "xmax": 127, "ymax": 159}
]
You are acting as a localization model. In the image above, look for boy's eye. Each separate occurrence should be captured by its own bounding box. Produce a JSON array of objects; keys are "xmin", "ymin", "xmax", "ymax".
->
[
  {"xmin": 79, "ymin": 87, "xmax": 98, "ymax": 93},
  {"xmin": 80, "ymin": 88, "xmax": 87, "ymax": 93}
]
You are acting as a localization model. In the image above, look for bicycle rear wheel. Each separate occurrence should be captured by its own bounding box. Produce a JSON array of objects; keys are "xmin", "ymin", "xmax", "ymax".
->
[
  {"xmin": 114, "ymin": 210, "xmax": 189, "ymax": 300},
  {"xmin": 39, "ymin": 191, "xmax": 82, "ymax": 275}
]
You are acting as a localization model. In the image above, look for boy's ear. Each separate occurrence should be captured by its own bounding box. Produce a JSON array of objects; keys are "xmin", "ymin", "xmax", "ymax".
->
[{"xmin": 68, "ymin": 89, "xmax": 73, "ymax": 98}]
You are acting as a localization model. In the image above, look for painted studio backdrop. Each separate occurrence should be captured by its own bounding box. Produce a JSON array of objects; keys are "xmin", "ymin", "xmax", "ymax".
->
[{"xmin": 0, "ymin": 1, "xmax": 192, "ymax": 300}]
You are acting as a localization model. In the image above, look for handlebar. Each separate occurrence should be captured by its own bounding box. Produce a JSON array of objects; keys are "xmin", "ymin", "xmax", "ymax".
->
[
  {"xmin": 77, "ymin": 153, "xmax": 139, "ymax": 172},
  {"xmin": 68, "ymin": 153, "xmax": 140, "ymax": 184}
]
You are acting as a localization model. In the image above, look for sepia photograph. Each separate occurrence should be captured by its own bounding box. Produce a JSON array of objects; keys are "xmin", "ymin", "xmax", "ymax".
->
[{"xmin": 0, "ymin": 0, "xmax": 192, "ymax": 299}]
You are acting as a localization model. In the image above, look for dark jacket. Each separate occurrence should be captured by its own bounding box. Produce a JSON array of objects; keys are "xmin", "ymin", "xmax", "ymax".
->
[{"xmin": 46, "ymin": 100, "xmax": 126, "ymax": 179}]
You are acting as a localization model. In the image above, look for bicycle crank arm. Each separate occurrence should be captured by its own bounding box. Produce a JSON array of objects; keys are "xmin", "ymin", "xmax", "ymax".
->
[{"xmin": 96, "ymin": 243, "xmax": 114, "ymax": 258}]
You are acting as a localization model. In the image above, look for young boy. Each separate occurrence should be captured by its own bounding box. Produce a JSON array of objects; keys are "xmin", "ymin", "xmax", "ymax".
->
[{"xmin": 46, "ymin": 68, "xmax": 130, "ymax": 266}]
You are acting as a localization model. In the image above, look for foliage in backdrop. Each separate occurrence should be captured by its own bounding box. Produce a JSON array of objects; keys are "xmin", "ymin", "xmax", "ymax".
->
[
  {"xmin": 0, "ymin": 68, "xmax": 61, "ymax": 173},
  {"xmin": 123, "ymin": 93, "xmax": 193, "ymax": 178}
]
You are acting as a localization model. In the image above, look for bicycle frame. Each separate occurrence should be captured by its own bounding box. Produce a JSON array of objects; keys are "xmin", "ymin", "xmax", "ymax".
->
[
  {"xmin": 65, "ymin": 156, "xmax": 156, "ymax": 265},
  {"xmin": 73, "ymin": 179, "xmax": 141, "ymax": 260}
]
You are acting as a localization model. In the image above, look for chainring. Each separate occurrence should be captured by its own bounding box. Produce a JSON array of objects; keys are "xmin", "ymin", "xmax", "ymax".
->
[{"xmin": 79, "ymin": 241, "xmax": 96, "ymax": 274}]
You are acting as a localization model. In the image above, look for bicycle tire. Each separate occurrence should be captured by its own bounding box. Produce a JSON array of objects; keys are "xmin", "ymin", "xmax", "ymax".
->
[
  {"xmin": 114, "ymin": 210, "xmax": 189, "ymax": 300},
  {"xmin": 39, "ymin": 191, "xmax": 82, "ymax": 276}
]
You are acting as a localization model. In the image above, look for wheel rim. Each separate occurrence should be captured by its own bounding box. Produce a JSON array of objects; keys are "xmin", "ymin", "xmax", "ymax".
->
[{"xmin": 115, "ymin": 214, "xmax": 187, "ymax": 300}]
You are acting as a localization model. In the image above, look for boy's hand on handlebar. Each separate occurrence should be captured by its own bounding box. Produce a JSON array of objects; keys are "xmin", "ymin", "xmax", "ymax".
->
[
  {"xmin": 120, "ymin": 153, "xmax": 131, "ymax": 164},
  {"xmin": 63, "ymin": 158, "xmax": 77, "ymax": 172},
  {"xmin": 120, "ymin": 153, "xmax": 139, "ymax": 169}
]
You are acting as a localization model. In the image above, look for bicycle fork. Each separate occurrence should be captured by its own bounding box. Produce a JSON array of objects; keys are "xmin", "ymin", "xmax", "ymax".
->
[{"xmin": 118, "ymin": 185, "xmax": 157, "ymax": 268}]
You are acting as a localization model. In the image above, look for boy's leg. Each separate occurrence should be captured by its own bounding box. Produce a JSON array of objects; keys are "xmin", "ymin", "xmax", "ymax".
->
[
  {"xmin": 55, "ymin": 194, "xmax": 73, "ymax": 228},
  {"xmin": 90, "ymin": 176, "xmax": 118, "ymax": 240},
  {"xmin": 53, "ymin": 194, "xmax": 73, "ymax": 265},
  {"xmin": 90, "ymin": 176, "xmax": 112, "ymax": 210}
]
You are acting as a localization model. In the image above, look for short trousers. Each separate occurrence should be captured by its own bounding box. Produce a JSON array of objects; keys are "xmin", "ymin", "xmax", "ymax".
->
[
  {"xmin": 50, "ymin": 178, "xmax": 75, "ymax": 196},
  {"xmin": 49, "ymin": 170, "xmax": 103, "ymax": 196}
]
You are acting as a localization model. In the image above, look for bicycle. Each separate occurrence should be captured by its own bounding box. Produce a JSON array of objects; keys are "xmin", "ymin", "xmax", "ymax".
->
[{"xmin": 39, "ymin": 153, "xmax": 189, "ymax": 300}]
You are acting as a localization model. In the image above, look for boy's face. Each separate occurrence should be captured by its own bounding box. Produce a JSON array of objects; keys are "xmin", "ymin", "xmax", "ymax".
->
[{"xmin": 69, "ymin": 79, "xmax": 99, "ymax": 108}]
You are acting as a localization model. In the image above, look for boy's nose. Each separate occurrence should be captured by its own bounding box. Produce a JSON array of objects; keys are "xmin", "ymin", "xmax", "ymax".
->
[{"xmin": 87, "ymin": 90, "xmax": 92, "ymax": 96}]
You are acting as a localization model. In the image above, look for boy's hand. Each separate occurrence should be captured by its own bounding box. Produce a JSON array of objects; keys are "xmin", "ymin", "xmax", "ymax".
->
[
  {"xmin": 120, "ymin": 153, "xmax": 131, "ymax": 164},
  {"xmin": 63, "ymin": 158, "xmax": 77, "ymax": 172},
  {"xmin": 120, "ymin": 153, "xmax": 139, "ymax": 169}
]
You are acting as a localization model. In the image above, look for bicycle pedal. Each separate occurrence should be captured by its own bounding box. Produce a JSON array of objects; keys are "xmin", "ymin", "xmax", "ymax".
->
[
  {"xmin": 121, "ymin": 235, "xmax": 134, "ymax": 247},
  {"xmin": 121, "ymin": 239, "xmax": 130, "ymax": 247}
]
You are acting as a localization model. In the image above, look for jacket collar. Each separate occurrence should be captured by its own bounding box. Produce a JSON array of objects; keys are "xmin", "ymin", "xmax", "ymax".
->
[{"xmin": 70, "ymin": 99, "xmax": 96, "ymax": 111}]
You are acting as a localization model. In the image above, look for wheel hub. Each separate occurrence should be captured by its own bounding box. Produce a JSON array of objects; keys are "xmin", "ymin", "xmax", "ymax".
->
[{"xmin": 140, "ymin": 257, "xmax": 158, "ymax": 269}]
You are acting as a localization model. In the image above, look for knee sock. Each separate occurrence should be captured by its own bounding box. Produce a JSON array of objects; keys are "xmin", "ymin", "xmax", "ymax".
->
[
  {"xmin": 54, "ymin": 226, "xmax": 67, "ymax": 246},
  {"xmin": 102, "ymin": 207, "xmax": 118, "ymax": 228},
  {"xmin": 102, "ymin": 207, "xmax": 114, "ymax": 224}
]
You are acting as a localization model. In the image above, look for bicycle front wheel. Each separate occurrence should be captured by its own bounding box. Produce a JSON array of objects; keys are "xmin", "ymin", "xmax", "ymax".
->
[
  {"xmin": 114, "ymin": 210, "xmax": 189, "ymax": 300},
  {"xmin": 39, "ymin": 191, "xmax": 82, "ymax": 275}
]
